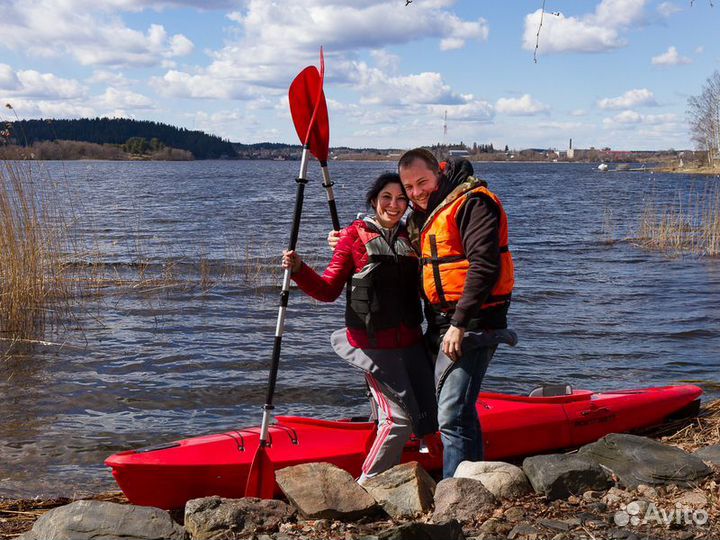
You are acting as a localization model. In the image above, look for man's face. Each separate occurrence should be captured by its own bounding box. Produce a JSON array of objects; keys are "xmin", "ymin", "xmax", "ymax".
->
[{"xmin": 399, "ymin": 159, "xmax": 440, "ymax": 211}]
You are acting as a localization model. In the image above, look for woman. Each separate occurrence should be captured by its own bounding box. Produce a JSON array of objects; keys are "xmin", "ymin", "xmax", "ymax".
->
[{"xmin": 282, "ymin": 172, "xmax": 438, "ymax": 484}]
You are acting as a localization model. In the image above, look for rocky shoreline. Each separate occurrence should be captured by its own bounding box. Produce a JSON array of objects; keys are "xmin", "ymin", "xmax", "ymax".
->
[{"xmin": 2, "ymin": 401, "xmax": 719, "ymax": 540}]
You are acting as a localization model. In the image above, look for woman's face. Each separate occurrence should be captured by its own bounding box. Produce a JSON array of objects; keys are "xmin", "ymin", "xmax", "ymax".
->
[{"xmin": 373, "ymin": 182, "xmax": 408, "ymax": 228}]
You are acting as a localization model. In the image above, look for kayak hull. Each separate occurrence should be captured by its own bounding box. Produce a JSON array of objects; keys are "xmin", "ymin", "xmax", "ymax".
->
[{"xmin": 106, "ymin": 384, "xmax": 702, "ymax": 509}]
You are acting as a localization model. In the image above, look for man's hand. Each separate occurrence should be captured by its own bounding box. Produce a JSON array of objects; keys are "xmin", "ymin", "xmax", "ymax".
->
[
  {"xmin": 441, "ymin": 325, "xmax": 465, "ymax": 362},
  {"xmin": 327, "ymin": 230, "xmax": 340, "ymax": 250}
]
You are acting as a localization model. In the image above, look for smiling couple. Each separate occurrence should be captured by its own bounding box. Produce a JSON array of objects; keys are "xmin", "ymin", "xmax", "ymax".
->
[{"xmin": 281, "ymin": 148, "xmax": 516, "ymax": 483}]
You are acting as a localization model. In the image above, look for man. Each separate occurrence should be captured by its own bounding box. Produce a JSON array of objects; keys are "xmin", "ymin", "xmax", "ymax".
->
[{"xmin": 398, "ymin": 148, "xmax": 515, "ymax": 478}]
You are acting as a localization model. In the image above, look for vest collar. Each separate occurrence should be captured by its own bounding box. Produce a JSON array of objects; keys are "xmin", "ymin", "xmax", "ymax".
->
[{"xmin": 420, "ymin": 176, "xmax": 488, "ymax": 233}]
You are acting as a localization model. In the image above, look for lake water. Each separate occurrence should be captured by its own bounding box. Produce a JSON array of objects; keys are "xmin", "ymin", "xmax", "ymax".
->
[{"xmin": 0, "ymin": 160, "xmax": 718, "ymax": 498}]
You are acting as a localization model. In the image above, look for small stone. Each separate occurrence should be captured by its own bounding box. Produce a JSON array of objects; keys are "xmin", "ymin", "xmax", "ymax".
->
[
  {"xmin": 507, "ymin": 522, "xmax": 543, "ymax": 540},
  {"xmin": 377, "ymin": 520, "xmax": 465, "ymax": 540},
  {"xmin": 602, "ymin": 487, "xmax": 631, "ymax": 507},
  {"xmin": 503, "ymin": 506, "xmax": 525, "ymax": 522},
  {"xmin": 582, "ymin": 490, "xmax": 604, "ymax": 500},
  {"xmin": 537, "ymin": 518, "xmax": 571, "ymax": 532},
  {"xmin": 608, "ymin": 528, "xmax": 632, "ymax": 539},
  {"xmin": 586, "ymin": 501, "xmax": 608, "ymax": 513},
  {"xmin": 16, "ymin": 501, "xmax": 186, "ymax": 540},
  {"xmin": 432, "ymin": 477, "xmax": 497, "ymax": 524},
  {"xmin": 362, "ymin": 461, "xmax": 436, "ymax": 519},
  {"xmin": 567, "ymin": 495, "xmax": 581, "ymax": 505},
  {"xmin": 635, "ymin": 484, "xmax": 658, "ymax": 500},
  {"xmin": 454, "ymin": 461, "xmax": 532, "ymax": 500},
  {"xmin": 276, "ymin": 462, "xmax": 378, "ymax": 520},
  {"xmin": 479, "ymin": 517, "xmax": 501, "ymax": 533},
  {"xmin": 676, "ymin": 490, "xmax": 708, "ymax": 508}
]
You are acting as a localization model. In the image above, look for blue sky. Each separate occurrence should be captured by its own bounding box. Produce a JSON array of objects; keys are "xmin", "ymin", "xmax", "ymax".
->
[{"xmin": 1, "ymin": 0, "xmax": 718, "ymax": 151}]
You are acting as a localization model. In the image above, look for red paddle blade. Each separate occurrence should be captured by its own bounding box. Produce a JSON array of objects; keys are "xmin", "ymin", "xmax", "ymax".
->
[
  {"xmin": 244, "ymin": 446, "xmax": 275, "ymax": 499},
  {"xmin": 288, "ymin": 56, "xmax": 330, "ymax": 162}
]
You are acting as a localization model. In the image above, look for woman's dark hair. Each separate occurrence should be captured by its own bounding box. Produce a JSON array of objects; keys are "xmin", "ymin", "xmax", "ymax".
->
[
  {"xmin": 365, "ymin": 172, "xmax": 405, "ymax": 208},
  {"xmin": 397, "ymin": 147, "xmax": 440, "ymax": 174}
]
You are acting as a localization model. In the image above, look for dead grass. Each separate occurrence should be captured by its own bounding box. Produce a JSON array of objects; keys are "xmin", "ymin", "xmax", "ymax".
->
[
  {"xmin": 0, "ymin": 160, "xmax": 77, "ymax": 343},
  {"xmin": 657, "ymin": 398, "xmax": 720, "ymax": 453},
  {"xmin": 636, "ymin": 185, "xmax": 720, "ymax": 256}
]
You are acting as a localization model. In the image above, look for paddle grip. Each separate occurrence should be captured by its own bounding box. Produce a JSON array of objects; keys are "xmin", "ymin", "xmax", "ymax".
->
[
  {"xmin": 288, "ymin": 178, "xmax": 307, "ymax": 251},
  {"xmin": 328, "ymin": 199, "xmax": 340, "ymax": 231},
  {"xmin": 265, "ymin": 335, "xmax": 283, "ymax": 406}
]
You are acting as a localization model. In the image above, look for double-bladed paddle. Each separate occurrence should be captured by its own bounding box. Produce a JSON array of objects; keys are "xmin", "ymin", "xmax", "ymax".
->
[{"xmin": 244, "ymin": 49, "xmax": 330, "ymax": 498}]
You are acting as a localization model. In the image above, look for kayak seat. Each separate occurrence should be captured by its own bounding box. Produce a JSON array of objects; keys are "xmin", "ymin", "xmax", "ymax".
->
[{"xmin": 528, "ymin": 384, "xmax": 572, "ymax": 398}]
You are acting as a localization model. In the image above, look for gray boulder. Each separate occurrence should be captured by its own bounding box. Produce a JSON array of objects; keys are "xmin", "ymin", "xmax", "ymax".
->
[
  {"xmin": 694, "ymin": 444, "xmax": 720, "ymax": 466},
  {"xmin": 17, "ymin": 500, "xmax": 186, "ymax": 540},
  {"xmin": 275, "ymin": 462, "xmax": 378, "ymax": 520},
  {"xmin": 454, "ymin": 460, "xmax": 532, "ymax": 500},
  {"xmin": 362, "ymin": 461, "xmax": 436, "ymax": 519},
  {"xmin": 578, "ymin": 433, "xmax": 711, "ymax": 489},
  {"xmin": 184, "ymin": 496, "xmax": 295, "ymax": 539},
  {"xmin": 378, "ymin": 520, "xmax": 465, "ymax": 540},
  {"xmin": 522, "ymin": 454, "xmax": 612, "ymax": 500},
  {"xmin": 432, "ymin": 477, "xmax": 497, "ymax": 524}
]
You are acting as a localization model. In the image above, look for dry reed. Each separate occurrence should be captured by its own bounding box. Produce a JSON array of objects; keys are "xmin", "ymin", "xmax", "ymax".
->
[
  {"xmin": 636, "ymin": 185, "xmax": 720, "ymax": 256},
  {"xmin": 0, "ymin": 160, "xmax": 76, "ymax": 343}
]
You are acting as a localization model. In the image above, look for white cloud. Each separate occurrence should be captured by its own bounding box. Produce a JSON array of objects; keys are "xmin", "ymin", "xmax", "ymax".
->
[
  {"xmin": 0, "ymin": 3, "xmax": 194, "ymax": 67},
  {"xmin": 598, "ymin": 88, "xmax": 657, "ymax": 109},
  {"xmin": 0, "ymin": 64, "xmax": 21, "ymax": 91},
  {"xmin": 87, "ymin": 70, "xmax": 131, "ymax": 87},
  {"xmin": 370, "ymin": 50, "xmax": 401, "ymax": 74},
  {"xmin": 523, "ymin": 0, "xmax": 647, "ymax": 55},
  {"xmin": 657, "ymin": 2, "xmax": 682, "ymax": 17},
  {"xmin": 495, "ymin": 94, "xmax": 549, "ymax": 116},
  {"xmin": 603, "ymin": 110, "xmax": 676, "ymax": 127},
  {"xmin": 100, "ymin": 88, "xmax": 154, "ymax": 109},
  {"xmin": 651, "ymin": 46, "xmax": 692, "ymax": 65},
  {"xmin": 430, "ymin": 101, "xmax": 495, "ymax": 122},
  {"xmin": 150, "ymin": 70, "xmax": 260, "ymax": 100},
  {"xmin": 349, "ymin": 62, "xmax": 469, "ymax": 106},
  {"xmin": 191, "ymin": 0, "xmax": 490, "ymax": 92},
  {"xmin": 0, "ymin": 65, "xmax": 86, "ymax": 100}
]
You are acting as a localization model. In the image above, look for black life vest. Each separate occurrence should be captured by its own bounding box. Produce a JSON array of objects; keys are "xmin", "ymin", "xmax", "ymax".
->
[{"xmin": 345, "ymin": 220, "xmax": 423, "ymax": 340}]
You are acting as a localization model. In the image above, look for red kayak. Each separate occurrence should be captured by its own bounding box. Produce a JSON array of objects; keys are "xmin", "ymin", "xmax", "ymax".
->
[{"xmin": 106, "ymin": 384, "xmax": 702, "ymax": 509}]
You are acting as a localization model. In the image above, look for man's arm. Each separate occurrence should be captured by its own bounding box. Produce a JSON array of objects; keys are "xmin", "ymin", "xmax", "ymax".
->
[
  {"xmin": 440, "ymin": 195, "xmax": 500, "ymax": 361},
  {"xmin": 451, "ymin": 196, "xmax": 501, "ymax": 328}
]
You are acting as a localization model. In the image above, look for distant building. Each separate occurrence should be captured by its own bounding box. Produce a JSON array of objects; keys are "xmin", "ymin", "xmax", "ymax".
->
[{"xmin": 447, "ymin": 149, "xmax": 470, "ymax": 157}]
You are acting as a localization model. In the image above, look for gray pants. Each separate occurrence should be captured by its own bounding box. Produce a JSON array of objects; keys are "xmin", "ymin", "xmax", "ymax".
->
[{"xmin": 358, "ymin": 373, "xmax": 413, "ymax": 484}]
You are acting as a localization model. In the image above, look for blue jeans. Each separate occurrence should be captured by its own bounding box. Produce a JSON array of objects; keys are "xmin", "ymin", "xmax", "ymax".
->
[{"xmin": 436, "ymin": 344, "xmax": 496, "ymax": 478}]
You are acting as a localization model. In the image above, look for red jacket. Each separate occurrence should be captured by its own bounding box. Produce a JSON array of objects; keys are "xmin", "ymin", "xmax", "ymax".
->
[{"xmin": 292, "ymin": 219, "xmax": 422, "ymax": 349}]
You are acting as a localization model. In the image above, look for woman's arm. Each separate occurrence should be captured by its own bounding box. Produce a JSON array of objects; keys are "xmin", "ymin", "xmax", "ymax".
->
[{"xmin": 291, "ymin": 228, "xmax": 357, "ymax": 302}]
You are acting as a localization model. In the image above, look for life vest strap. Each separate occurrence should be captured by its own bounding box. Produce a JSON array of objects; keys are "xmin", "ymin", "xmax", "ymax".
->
[{"xmin": 428, "ymin": 234, "xmax": 449, "ymax": 310}]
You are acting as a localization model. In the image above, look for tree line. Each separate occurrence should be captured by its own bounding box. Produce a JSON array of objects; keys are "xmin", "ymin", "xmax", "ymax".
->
[{"xmin": 5, "ymin": 118, "xmax": 237, "ymax": 160}]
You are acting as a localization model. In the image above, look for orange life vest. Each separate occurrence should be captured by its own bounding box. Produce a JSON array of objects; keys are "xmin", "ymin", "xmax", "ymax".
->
[{"xmin": 420, "ymin": 181, "xmax": 514, "ymax": 312}]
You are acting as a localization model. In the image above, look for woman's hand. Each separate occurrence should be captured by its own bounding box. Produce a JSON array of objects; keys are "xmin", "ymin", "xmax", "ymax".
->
[
  {"xmin": 441, "ymin": 326, "xmax": 465, "ymax": 362},
  {"xmin": 281, "ymin": 250, "xmax": 302, "ymax": 273},
  {"xmin": 327, "ymin": 230, "xmax": 340, "ymax": 251}
]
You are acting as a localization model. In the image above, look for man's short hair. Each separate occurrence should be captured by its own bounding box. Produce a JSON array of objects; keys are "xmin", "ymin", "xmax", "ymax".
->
[{"xmin": 398, "ymin": 148, "xmax": 440, "ymax": 174}]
